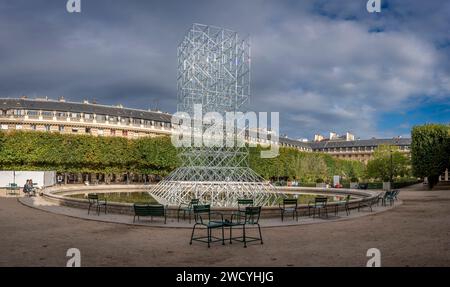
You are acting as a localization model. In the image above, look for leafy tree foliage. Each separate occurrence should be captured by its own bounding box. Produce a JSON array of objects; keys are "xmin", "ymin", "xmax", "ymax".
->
[
  {"xmin": 411, "ymin": 124, "xmax": 450, "ymax": 188},
  {"xmin": 0, "ymin": 131, "xmax": 365, "ymax": 182},
  {"xmin": 366, "ymin": 145, "xmax": 411, "ymax": 182},
  {"xmin": 0, "ymin": 131, "xmax": 179, "ymax": 176},
  {"xmin": 249, "ymin": 146, "xmax": 366, "ymax": 182}
]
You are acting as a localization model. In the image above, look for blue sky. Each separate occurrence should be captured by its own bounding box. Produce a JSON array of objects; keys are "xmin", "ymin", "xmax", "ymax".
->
[
  {"xmin": 378, "ymin": 100, "xmax": 450, "ymax": 138},
  {"xmin": 0, "ymin": 0, "xmax": 449, "ymax": 140}
]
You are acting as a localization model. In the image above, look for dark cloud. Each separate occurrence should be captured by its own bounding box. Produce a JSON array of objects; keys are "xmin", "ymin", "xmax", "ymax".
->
[{"xmin": 0, "ymin": 0, "xmax": 449, "ymax": 139}]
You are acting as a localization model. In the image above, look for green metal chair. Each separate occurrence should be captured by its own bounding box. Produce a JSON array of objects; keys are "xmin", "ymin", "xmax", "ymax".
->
[
  {"xmin": 87, "ymin": 194, "xmax": 107, "ymax": 215},
  {"xmin": 6, "ymin": 183, "xmax": 20, "ymax": 196},
  {"xmin": 227, "ymin": 206, "xmax": 263, "ymax": 248},
  {"xmin": 334, "ymin": 195, "xmax": 351, "ymax": 216},
  {"xmin": 308, "ymin": 197, "xmax": 328, "ymax": 218},
  {"xmin": 279, "ymin": 198, "xmax": 298, "ymax": 221},
  {"xmin": 377, "ymin": 190, "xmax": 395, "ymax": 207},
  {"xmin": 178, "ymin": 198, "xmax": 200, "ymax": 223},
  {"xmin": 234, "ymin": 199, "xmax": 254, "ymax": 221},
  {"xmin": 189, "ymin": 204, "xmax": 225, "ymax": 248}
]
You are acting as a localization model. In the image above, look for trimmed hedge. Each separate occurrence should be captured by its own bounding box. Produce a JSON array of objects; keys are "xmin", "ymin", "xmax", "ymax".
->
[
  {"xmin": 392, "ymin": 180, "xmax": 420, "ymax": 189},
  {"xmin": 0, "ymin": 130, "xmax": 366, "ymax": 182},
  {"xmin": 0, "ymin": 131, "xmax": 179, "ymax": 175}
]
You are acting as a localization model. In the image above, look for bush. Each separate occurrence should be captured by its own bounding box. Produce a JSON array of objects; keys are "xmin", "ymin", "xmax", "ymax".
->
[
  {"xmin": 367, "ymin": 182, "xmax": 383, "ymax": 189},
  {"xmin": 392, "ymin": 180, "xmax": 420, "ymax": 189},
  {"xmin": 299, "ymin": 182, "xmax": 316, "ymax": 187}
]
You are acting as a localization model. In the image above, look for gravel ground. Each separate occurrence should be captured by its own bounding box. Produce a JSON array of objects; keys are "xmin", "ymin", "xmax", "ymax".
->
[{"xmin": 0, "ymin": 184, "xmax": 449, "ymax": 267}]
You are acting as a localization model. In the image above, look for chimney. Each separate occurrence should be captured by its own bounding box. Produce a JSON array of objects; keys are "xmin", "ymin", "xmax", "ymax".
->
[
  {"xmin": 329, "ymin": 132, "xmax": 338, "ymax": 140},
  {"xmin": 314, "ymin": 134, "xmax": 324, "ymax": 142},
  {"xmin": 346, "ymin": 132, "xmax": 355, "ymax": 141}
]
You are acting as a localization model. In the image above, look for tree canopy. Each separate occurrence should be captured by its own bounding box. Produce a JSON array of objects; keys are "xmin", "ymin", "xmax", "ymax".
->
[
  {"xmin": 0, "ymin": 130, "xmax": 366, "ymax": 182},
  {"xmin": 411, "ymin": 124, "xmax": 450, "ymax": 188},
  {"xmin": 366, "ymin": 144, "xmax": 411, "ymax": 182}
]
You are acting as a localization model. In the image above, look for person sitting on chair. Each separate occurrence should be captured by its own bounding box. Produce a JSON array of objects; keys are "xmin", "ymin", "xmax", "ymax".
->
[{"xmin": 23, "ymin": 180, "xmax": 36, "ymax": 197}]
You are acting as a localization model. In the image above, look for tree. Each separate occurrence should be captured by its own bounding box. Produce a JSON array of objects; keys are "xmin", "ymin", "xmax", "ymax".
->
[
  {"xmin": 366, "ymin": 145, "xmax": 410, "ymax": 182},
  {"xmin": 411, "ymin": 124, "xmax": 450, "ymax": 189}
]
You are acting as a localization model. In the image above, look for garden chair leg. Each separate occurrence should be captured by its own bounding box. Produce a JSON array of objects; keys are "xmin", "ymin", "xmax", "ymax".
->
[
  {"xmin": 221, "ymin": 225, "xmax": 225, "ymax": 245},
  {"xmin": 258, "ymin": 224, "xmax": 263, "ymax": 244},
  {"xmin": 243, "ymin": 225, "xmax": 247, "ymax": 248},
  {"xmin": 207, "ymin": 228, "xmax": 211, "ymax": 248},
  {"xmin": 189, "ymin": 224, "xmax": 196, "ymax": 245}
]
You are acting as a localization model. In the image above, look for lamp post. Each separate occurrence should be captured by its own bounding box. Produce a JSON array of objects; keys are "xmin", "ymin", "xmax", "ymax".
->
[
  {"xmin": 390, "ymin": 148, "xmax": 393, "ymax": 183},
  {"xmin": 389, "ymin": 138, "xmax": 400, "ymax": 190}
]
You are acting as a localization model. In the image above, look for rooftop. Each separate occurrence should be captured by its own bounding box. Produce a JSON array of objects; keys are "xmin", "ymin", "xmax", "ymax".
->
[{"xmin": 0, "ymin": 97, "xmax": 171, "ymax": 122}]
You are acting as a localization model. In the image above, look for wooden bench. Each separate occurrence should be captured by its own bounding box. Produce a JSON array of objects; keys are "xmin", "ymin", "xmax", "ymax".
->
[{"xmin": 133, "ymin": 204, "xmax": 167, "ymax": 224}]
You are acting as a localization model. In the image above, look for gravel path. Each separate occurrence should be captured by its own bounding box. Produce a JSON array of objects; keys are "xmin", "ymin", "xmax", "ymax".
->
[{"xmin": 0, "ymin": 184, "xmax": 449, "ymax": 266}]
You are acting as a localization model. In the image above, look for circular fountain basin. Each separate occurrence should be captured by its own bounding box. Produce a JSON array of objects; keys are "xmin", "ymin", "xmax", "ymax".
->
[{"xmin": 41, "ymin": 185, "xmax": 381, "ymax": 219}]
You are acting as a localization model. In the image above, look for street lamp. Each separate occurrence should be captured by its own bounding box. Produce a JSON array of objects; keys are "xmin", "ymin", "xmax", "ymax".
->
[
  {"xmin": 390, "ymin": 148, "xmax": 393, "ymax": 184},
  {"xmin": 390, "ymin": 138, "xmax": 400, "ymax": 189}
]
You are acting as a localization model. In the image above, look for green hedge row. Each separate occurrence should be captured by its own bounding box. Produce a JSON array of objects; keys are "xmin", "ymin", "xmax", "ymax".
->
[
  {"xmin": 249, "ymin": 145, "xmax": 366, "ymax": 182},
  {"xmin": 0, "ymin": 131, "xmax": 179, "ymax": 175},
  {"xmin": 0, "ymin": 130, "xmax": 366, "ymax": 181}
]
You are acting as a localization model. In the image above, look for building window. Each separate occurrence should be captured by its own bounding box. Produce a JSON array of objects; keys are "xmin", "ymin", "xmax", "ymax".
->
[
  {"xmin": 71, "ymin": 113, "xmax": 80, "ymax": 119},
  {"xmin": 58, "ymin": 125, "xmax": 64, "ymax": 132},
  {"xmin": 1, "ymin": 124, "xmax": 8, "ymax": 130},
  {"xmin": 96, "ymin": 115, "xmax": 106, "ymax": 123},
  {"xmin": 45, "ymin": 125, "xmax": 51, "ymax": 131},
  {"xmin": 56, "ymin": 112, "xmax": 67, "ymax": 118},
  {"xmin": 111, "ymin": 129, "xmax": 116, "ymax": 136},
  {"xmin": 84, "ymin": 113, "xmax": 93, "ymax": 121},
  {"xmin": 123, "ymin": 130, "xmax": 128, "ymax": 137},
  {"xmin": 85, "ymin": 127, "xmax": 91, "ymax": 134},
  {"xmin": 42, "ymin": 111, "xmax": 53, "ymax": 118},
  {"xmin": 14, "ymin": 109, "xmax": 25, "ymax": 117},
  {"xmin": 27, "ymin": 110, "xmax": 39, "ymax": 117},
  {"xmin": 15, "ymin": 124, "xmax": 22, "ymax": 130},
  {"xmin": 31, "ymin": 124, "xmax": 37, "ymax": 130}
]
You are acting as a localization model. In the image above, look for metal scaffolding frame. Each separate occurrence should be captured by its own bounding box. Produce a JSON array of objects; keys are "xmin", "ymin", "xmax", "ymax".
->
[{"xmin": 150, "ymin": 24, "xmax": 276, "ymax": 207}]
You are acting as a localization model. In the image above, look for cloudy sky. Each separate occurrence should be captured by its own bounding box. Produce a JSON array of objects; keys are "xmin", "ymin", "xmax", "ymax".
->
[{"xmin": 0, "ymin": 0, "xmax": 449, "ymax": 140}]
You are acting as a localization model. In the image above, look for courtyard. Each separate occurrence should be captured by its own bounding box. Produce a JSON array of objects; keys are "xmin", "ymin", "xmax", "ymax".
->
[{"xmin": 0, "ymin": 183, "xmax": 448, "ymax": 267}]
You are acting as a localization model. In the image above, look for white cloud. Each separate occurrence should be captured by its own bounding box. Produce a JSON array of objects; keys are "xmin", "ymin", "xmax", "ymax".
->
[{"xmin": 249, "ymin": 12, "xmax": 448, "ymax": 138}]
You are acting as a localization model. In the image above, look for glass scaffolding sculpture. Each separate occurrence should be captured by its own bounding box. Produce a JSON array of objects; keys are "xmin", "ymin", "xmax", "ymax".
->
[{"xmin": 150, "ymin": 24, "xmax": 276, "ymax": 207}]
